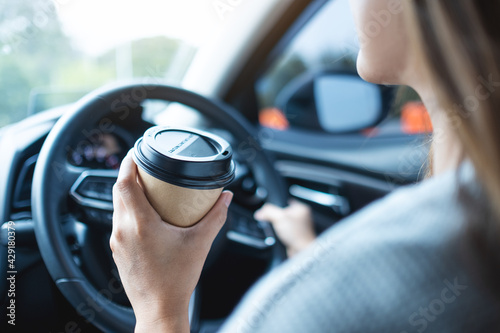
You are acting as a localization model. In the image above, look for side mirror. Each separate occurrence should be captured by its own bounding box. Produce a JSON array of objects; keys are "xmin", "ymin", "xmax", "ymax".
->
[{"xmin": 276, "ymin": 71, "xmax": 390, "ymax": 133}]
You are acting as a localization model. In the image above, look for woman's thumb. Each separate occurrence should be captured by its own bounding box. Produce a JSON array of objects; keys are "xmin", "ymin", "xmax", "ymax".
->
[{"xmin": 195, "ymin": 191, "xmax": 233, "ymax": 241}]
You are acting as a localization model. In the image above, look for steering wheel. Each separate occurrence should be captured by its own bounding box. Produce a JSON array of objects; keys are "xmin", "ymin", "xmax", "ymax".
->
[{"xmin": 32, "ymin": 82, "xmax": 288, "ymax": 332}]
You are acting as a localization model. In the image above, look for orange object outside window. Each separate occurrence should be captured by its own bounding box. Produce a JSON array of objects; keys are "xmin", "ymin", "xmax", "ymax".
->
[
  {"xmin": 401, "ymin": 102, "xmax": 433, "ymax": 134},
  {"xmin": 259, "ymin": 107, "xmax": 290, "ymax": 130}
]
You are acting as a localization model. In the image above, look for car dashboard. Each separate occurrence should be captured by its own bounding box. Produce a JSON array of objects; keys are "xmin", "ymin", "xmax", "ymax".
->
[{"xmin": 0, "ymin": 103, "xmax": 279, "ymax": 332}]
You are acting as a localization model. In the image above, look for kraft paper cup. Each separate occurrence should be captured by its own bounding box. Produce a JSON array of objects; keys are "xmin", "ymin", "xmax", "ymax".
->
[{"xmin": 132, "ymin": 126, "xmax": 235, "ymax": 227}]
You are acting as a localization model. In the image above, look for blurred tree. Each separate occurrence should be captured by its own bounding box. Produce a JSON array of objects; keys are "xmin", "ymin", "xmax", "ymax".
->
[
  {"xmin": 257, "ymin": 54, "xmax": 307, "ymax": 108},
  {"xmin": 0, "ymin": 0, "xmax": 75, "ymax": 126},
  {"xmin": 0, "ymin": 0, "xmax": 194, "ymax": 128},
  {"xmin": 257, "ymin": 49, "xmax": 359, "ymax": 110},
  {"xmin": 132, "ymin": 36, "xmax": 181, "ymax": 78},
  {"xmin": 318, "ymin": 50, "xmax": 357, "ymax": 72},
  {"xmin": 0, "ymin": 56, "xmax": 31, "ymax": 125}
]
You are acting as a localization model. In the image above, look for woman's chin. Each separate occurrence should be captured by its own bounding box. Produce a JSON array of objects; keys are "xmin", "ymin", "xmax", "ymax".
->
[
  {"xmin": 357, "ymin": 57, "xmax": 383, "ymax": 84},
  {"xmin": 357, "ymin": 69, "xmax": 378, "ymax": 84},
  {"xmin": 356, "ymin": 54, "xmax": 404, "ymax": 85}
]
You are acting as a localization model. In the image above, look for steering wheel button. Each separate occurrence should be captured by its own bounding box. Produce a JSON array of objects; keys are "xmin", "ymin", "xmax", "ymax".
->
[{"xmin": 75, "ymin": 178, "xmax": 114, "ymax": 202}]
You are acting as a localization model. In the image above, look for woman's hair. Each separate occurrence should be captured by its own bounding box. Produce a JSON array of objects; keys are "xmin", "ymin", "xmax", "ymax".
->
[
  {"xmin": 407, "ymin": 1, "xmax": 500, "ymax": 220},
  {"xmin": 406, "ymin": 0, "xmax": 500, "ymax": 296}
]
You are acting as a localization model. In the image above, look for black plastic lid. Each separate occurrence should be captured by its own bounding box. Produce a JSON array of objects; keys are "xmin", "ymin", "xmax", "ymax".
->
[{"xmin": 133, "ymin": 126, "xmax": 235, "ymax": 189}]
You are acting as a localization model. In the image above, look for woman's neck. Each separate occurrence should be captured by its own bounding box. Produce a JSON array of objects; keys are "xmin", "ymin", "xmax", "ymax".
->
[{"xmin": 418, "ymin": 88, "xmax": 464, "ymax": 176}]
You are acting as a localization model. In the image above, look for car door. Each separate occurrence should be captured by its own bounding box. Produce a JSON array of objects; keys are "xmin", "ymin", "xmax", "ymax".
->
[{"xmin": 225, "ymin": 0, "xmax": 431, "ymax": 234}]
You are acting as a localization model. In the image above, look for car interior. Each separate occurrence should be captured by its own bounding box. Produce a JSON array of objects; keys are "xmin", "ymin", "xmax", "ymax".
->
[{"xmin": 0, "ymin": 0, "xmax": 430, "ymax": 332}]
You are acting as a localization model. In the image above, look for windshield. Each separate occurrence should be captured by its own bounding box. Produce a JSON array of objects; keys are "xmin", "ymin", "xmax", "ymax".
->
[{"xmin": 0, "ymin": 0, "xmax": 223, "ymax": 128}]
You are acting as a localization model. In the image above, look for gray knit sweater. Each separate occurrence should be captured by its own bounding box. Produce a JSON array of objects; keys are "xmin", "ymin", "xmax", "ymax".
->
[{"xmin": 221, "ymin": 165, "xmax": 500, "ymax": 332}]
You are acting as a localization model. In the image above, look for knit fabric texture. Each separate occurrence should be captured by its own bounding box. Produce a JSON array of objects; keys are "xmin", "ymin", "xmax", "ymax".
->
[{"xmin": 221, "ymin": 165, "xmax": 500, "ymax": 333}]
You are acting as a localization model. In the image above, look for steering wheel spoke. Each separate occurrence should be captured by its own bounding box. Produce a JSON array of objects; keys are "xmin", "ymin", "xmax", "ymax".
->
[
  {"xmin": 227, "ymin": 204, "xmax": 276, "ymax": 250},
  {"xmin": 50, "ymin": 162, "xmax": 89, "ymax": 191},
  {"xmin": 69, "ymin": 169, "xmax": 118, "ymax": 227}
]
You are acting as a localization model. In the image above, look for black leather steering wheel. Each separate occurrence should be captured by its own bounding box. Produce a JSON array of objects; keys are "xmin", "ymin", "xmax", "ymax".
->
[{"xmin": 32, "ymin": 82, "xmax": 288, "ymax": 332}]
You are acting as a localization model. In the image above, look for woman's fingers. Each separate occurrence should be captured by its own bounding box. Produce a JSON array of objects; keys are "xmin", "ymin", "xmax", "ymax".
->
[
  {"xmin": 114, "ymin": 150, "xmax": 141, "ymax": 206},
  {"xmin": 255, "ymin": 200, "xmax": 311, "ymax": 223},
  {"xmin": 254, "ymin": 200, "xmax": 316, "ymax": 257},
  {"xmin": 254, "ymin": 203, "xmax": 284, "ymax": 223},
  {"xmin": 113, "ymin": 150, "xmax": 233, "ymax": 238},
  {"xmin": 110, "ymin": 155, "xmax": 234, "ymax": 328},
  {"xmin": 113, "ymin": 151, "xmax": 159, "ymax": 223},
  {"xmin": 192, "ymin": 191, "xmax": 233, "ymax": 243}
]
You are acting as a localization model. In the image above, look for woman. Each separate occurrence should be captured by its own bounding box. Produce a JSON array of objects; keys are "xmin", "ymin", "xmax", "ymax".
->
[{"xmin": 110, "ymin": 0, "xmax": 500, "ymax": 332}]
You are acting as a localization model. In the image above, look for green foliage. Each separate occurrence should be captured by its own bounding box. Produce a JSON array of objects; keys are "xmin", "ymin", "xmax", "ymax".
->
[
  {"xmin": 256, "ymin": 50, "xmax": 357, "ymax": 110},
  {"xmin": 0, "ymin": 0, "xmax": 193, "ymax": 128},
  {"xmin": 318, "ymin": 50, "xmax": 357, "ymax": 72},
  {"xmin": 257, "ymin": 54, "xmax": 308, "ymax": 108},
  {"xmin": 132, "ymin": 36, "xmax": 181, "ymax": 77},
  {"xmin": 0, "ymin": 56, "xmax": 32, "ymax": 126},
  {"xmin": 0, "ymin": 0, "xmax": 73, "ymax": 126}
]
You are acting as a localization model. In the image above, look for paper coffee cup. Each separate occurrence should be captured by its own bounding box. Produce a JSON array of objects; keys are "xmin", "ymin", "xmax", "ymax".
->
[{"xmin": 132, "ymin": 126, "xmax": 235, "ymax": 227}]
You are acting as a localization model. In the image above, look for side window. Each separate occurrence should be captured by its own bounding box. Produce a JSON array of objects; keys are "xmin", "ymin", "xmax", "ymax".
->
[{"xmin": 255, "ymin": 0, "xmax": 431, "ymax": 137}]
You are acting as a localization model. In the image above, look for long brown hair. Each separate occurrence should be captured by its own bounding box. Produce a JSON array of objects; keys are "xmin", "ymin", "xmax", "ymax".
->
[
  {"xmin": 406, "ymin": 0, "xmax": 500, "ymax": 297},
  {"xmin": 407, "ymin": 1, "xmax": 500, "ymax": 219}
]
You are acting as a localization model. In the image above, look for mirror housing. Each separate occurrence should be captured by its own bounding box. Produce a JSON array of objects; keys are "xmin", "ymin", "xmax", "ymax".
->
[{"xmin": 276, "ymin": 70, "xmax": 392, "ymax": 133}]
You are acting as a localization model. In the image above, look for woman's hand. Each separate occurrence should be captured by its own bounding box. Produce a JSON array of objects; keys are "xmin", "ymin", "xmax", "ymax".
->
[
  {"xmin": 110, "ymin": 152, "xmax": 233, "ymax": 333},
  {"xmin": 254, "ymin": 200, "xmax": 316, "ymax": 257}
]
